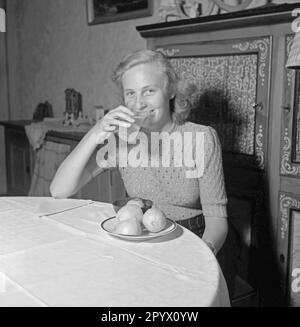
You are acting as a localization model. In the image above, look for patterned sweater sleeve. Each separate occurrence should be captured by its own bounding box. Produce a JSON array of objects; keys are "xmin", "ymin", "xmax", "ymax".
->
[{"xmin": 198, "ymin": 126, "xmax": 228, "ymax": 219}]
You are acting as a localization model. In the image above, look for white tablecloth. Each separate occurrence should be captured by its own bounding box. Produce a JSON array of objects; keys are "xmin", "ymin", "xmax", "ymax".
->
[{"xmin": 0, "ymin": 197, "xmax": 230, "ymax": 307}]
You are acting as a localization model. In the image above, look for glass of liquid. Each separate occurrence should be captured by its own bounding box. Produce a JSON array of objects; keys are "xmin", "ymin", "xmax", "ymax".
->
[{"xmin": 118, "ymin": 108, "xmax": 154, "ymax": 144}]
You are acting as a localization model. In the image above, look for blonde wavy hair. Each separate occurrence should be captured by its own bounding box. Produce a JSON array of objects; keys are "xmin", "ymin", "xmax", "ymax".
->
[{"xmin": 112, "ymin": 49, "xmax": 198, "ymax": 124}]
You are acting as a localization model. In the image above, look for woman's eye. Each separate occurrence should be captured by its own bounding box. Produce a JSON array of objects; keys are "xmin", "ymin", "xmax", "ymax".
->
[
  {"xmin": 144, "ymin": 89, "xmax": 155, "ymax": 96},
  {"xmin": 125, "ymin": 91, "xmax": 135, "ymax": 98}
]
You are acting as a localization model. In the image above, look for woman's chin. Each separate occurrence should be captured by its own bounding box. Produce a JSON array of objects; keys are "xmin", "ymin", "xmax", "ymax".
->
[{"xmin": 142, "ymin": 124, "xmax": 160, "ymax": 133}]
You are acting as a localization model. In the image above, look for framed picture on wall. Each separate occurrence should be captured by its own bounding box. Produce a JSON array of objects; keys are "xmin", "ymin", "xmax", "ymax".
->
[{"xmin": 86, "ymin": 0, "xmax": 153, "ymax": 25}]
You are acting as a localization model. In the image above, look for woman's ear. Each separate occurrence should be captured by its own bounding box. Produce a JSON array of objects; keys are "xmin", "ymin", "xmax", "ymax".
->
[{"xmin": 168, "ymin": 82, "xmax": 177, "ymax": 99}]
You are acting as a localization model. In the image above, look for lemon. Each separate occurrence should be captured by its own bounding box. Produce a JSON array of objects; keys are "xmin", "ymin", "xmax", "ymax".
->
[
  {"xmin": 116, "ymin": 204, "xmax": 143, "ymax": 223},
  {"xmin": 127, "ymin": 198, "xmax": 144, "ymax": 209},
  {"xmin": 142, "ymin": 207, "xmax": 167, "ymax": 233},
  {"xmin": 114, "ymin": 219, "xmax": 142, "ymax": 236}
]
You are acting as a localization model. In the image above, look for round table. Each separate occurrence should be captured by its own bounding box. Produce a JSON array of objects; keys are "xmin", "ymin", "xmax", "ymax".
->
[{"xmin": 0, "ymin": 197, "xmax": 230, "ymax": 307}]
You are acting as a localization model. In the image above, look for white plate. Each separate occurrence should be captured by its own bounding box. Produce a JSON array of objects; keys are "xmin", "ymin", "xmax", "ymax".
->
[{"xmin": 100, "ymin": 217, "xmax": 177, "ymax": 241}]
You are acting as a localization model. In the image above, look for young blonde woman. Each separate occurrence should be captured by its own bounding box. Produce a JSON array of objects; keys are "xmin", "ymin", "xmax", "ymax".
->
[{"xmin": 50, "ymin": 49, "xmax": 228, "ymax": 258}]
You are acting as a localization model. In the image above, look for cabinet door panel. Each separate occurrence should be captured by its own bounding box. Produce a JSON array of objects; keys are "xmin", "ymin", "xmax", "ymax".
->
[
  {"xmin": 5, "ymin": 128, "xmax": 31, "ymax": 195},
  {"xmin": 278, "ymin": 192, "xmax": 300, "ymax": 306},
  {"xmin": 290, "ymin": 210, "xmax": 300, "ymax": 306},
  {"xmin": 280, "ymin": 34, "xmax": 300, "ymax": 178},
  {"xmin": 10, "ymin": 143, "xmax": 28, "ymax": 190},
  {"xmin": 156, "ymin": 35, "xmax": 271, "ymax": 171}
]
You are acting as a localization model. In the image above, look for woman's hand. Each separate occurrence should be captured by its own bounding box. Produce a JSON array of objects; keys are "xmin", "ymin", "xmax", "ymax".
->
[{"xmin": 91, "ymin": 105, "xmax": 135, "ymax": 144}]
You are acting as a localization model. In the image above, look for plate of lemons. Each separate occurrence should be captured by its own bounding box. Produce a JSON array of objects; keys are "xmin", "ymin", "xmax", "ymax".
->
[{"xmin": 101, "ymin": 197, "xmax": 177, "ymax": 241}]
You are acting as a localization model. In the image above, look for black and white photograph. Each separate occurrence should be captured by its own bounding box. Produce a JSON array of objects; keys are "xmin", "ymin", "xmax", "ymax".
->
[
  {"xmin": 1, "ymin": 0, "xmax": 300, "ymax": 312},
  {"xmin": 87, "ymin": 0, "xmax": 152, "ymax": 24}
]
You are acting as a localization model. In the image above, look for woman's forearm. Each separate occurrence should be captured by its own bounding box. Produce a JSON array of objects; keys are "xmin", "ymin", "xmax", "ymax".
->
[
  {"xmin": 202, "ymin": 217, "xmax": 228, "ymax": 254},
  {"xmin": 50, "ymin": 128, "xmax": 105, "ymax": 198}
]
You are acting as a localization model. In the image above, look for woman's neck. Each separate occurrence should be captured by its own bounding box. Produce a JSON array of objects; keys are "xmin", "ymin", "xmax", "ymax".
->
[{"xmin": 161, "ymin": 119, "xmax": 176, "ymax": 133}]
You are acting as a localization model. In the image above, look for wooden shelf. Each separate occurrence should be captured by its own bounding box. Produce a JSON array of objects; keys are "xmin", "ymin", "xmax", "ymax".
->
[
  {"xmin": 0, "ymin": 120, "xmax": 31, "ymax": 130},
  {"xmin": 0, "ymin": 120, "xmax": 86, "ymax": 142},
  {"xmin": 136, "ymin": 3, "xmax": 298, "ymax": 38}
]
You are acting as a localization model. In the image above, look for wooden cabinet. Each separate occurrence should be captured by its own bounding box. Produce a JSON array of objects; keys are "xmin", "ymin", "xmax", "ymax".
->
[
  {"xmin": 2, "ymin": 121, "xmax": 33, "ymax": 195},
  {"xmin": 151, "ymin": 37, "xmax": 271, "ymax": 300},
  {"xmin": 76, "ymin": 166, "xmax": 126, "ymax": 203},
  {"xmin": 0, "ymin": 121, "xmax": 127, "ymax": 203},
  {"xmin": 277, "ymin": 192, "xmax": 300, "ymax": 306},
  {"xmin": 40, "ymin": 132, "xmax": 127, "ymax": 203},
  {"xmin": 136, "ymin": 3, "xmax": 300, "ymax": 305},
  {"xmin": 277, "ymin": 34, "xmax": 300, "ymax": 306}
]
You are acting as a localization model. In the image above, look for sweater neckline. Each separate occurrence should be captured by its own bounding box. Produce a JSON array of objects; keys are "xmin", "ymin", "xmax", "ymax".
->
[{"xmin": 167, "ymin": 121, "xmax": 177, "ymax": 133}]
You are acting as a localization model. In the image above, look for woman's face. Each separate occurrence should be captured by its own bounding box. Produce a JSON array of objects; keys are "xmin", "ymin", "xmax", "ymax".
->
[{"xmin": 121, "ymin": 63, "xmax": 172, "ymax": 132}]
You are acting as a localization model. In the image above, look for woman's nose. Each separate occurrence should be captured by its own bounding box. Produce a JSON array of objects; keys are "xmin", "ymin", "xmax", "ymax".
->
[{"xmin": 135, "ymin": 96, "xmax": 147, "ymax": 111}]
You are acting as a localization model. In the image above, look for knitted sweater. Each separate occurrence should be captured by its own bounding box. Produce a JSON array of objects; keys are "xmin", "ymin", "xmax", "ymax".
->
[{"xmin": 116, "ymin": 122, "xmax": 228, "ymax": 221}]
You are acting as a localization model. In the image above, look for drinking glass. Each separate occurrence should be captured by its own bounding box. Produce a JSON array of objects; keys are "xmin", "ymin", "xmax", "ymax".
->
[{"xmin": 118, "ymin": 109, "xmax": 154, "ymax": 144}]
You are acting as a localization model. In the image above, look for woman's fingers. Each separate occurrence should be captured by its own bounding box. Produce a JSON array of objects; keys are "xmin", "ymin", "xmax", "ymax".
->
[
  {"xmin": 108, "ymin": 118, "xmax": 131, "ymax": 128},
  {"xmin": 113, "ymin": 111, "xmax": 135, "ymax": 123},
  {"xmin": 103, "ymin": 124, "xmax": 116, "ymax": 132},
  {"xmin": 108, "ymin": 107, "xmax": 135, "ymax": 123}
]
